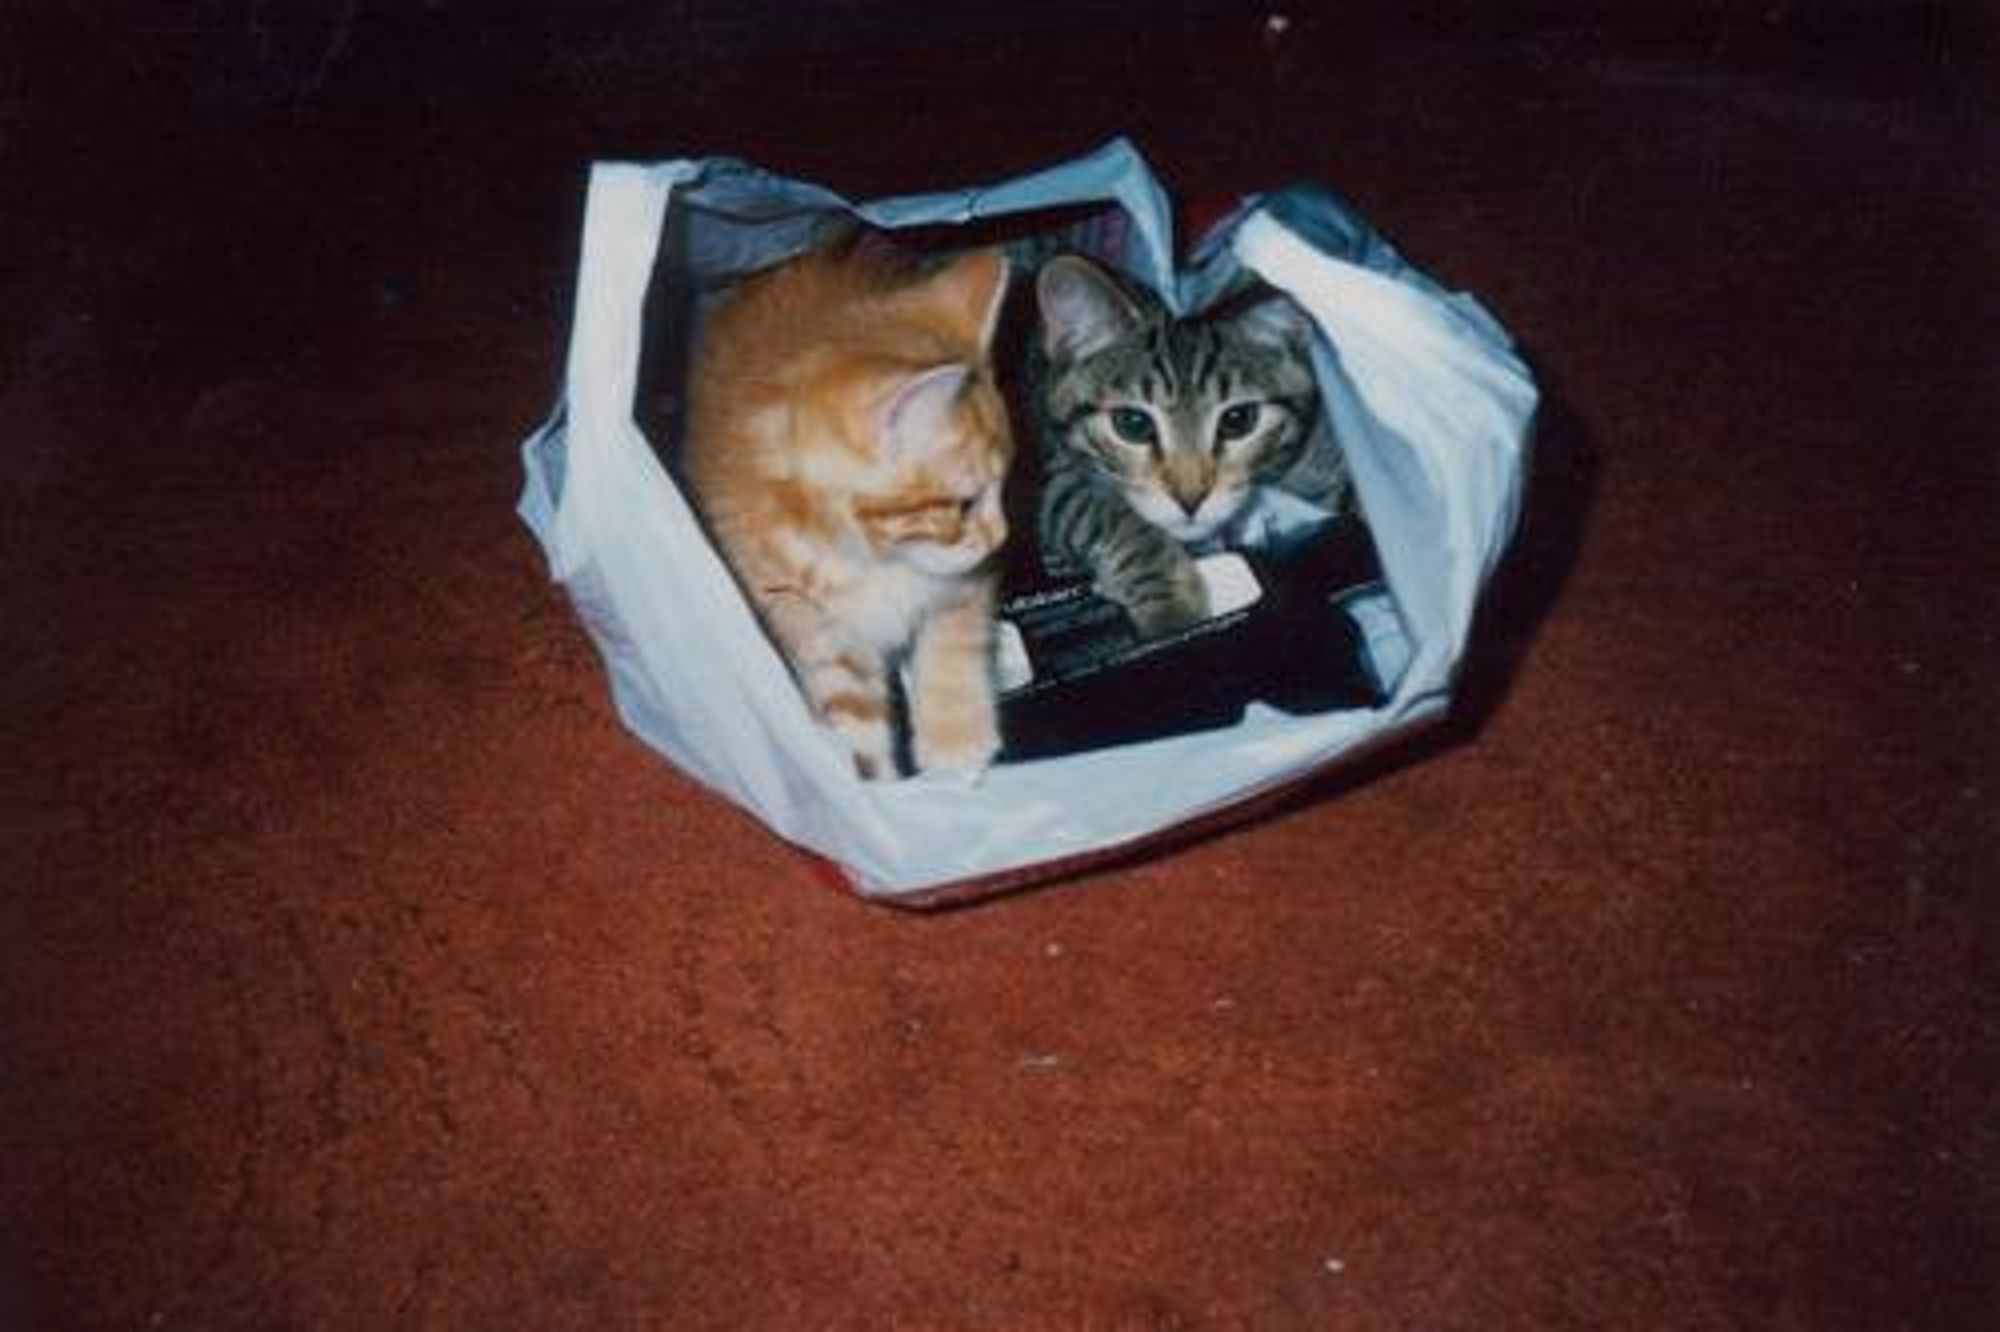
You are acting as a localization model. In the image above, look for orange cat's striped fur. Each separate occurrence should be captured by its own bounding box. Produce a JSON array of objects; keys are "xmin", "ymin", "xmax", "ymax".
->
[{"xmin": 683, "ymin": 240, "xmax": 1015, "ymax": 780}]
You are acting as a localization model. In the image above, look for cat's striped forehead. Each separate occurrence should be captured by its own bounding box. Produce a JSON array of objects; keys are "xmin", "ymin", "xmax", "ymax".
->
[{"xmin": 1051, "ymin": 309, "xmax": 1311, "ymax": 412}]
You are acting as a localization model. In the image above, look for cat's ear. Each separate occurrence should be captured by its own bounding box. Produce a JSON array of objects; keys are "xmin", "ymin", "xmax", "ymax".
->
[
  {"xmin": 879, "ymin": 364, "xmax": 971, "ymax": 457},
  {"xmin": 1232, "ymin": 291, "xmax": 1315, "ymax": 350},
  {"xmin": 926, "ymin": 247, "xmax": 1011, "ymax": 355},
  {"xmin": 1037, "ymin": 255, "xmax": 1144, "ymax": 361}
]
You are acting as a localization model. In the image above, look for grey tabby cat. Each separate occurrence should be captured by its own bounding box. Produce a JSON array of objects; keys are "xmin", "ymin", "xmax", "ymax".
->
[{"xmin": 1032, "ymin": 253, "xmax": 1351, "ymax": 636}]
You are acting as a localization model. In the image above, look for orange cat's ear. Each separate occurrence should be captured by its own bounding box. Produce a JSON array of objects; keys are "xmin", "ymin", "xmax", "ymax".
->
[
  {"xmin": 927, "ymin": 248, "xmax": 1011, "ymax": 354},
  {"xmin": 1037, "ymin": 254, "xmax": 1143, "ymax": 362},
  {"xmin": 880, "ymin": 364, "xmax": 971, "ymax": 458}
]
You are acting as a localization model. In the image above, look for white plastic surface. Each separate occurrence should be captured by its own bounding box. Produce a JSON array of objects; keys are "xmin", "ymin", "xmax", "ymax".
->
[{"xmin": 517, "ymin": 139, "xmax": 1536, "ymax": 900}]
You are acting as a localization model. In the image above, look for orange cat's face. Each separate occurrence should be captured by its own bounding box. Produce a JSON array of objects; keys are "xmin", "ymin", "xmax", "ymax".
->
[
  {"xmin": 688, "ymin": 241, "xmax": 1016, "ymax": 585},
  {"xmin": 847, "ymin": 362, "xmax": 1012, "ymax": 576}
]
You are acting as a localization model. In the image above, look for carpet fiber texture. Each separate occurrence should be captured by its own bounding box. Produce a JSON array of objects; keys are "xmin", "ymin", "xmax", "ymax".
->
[{"xmin": 4, "ymin": 5, "xmax": 1993, "ymax": 1328}]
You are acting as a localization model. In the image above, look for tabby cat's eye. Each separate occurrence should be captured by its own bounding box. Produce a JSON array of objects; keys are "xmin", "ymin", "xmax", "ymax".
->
[
  {"xmin": 1106, "ymin": 406, "xmax": 1157, "ymax": 446},
  {"xmin": 1216, "ymin": 402, "xmax": 1262, "ymax": 443}
]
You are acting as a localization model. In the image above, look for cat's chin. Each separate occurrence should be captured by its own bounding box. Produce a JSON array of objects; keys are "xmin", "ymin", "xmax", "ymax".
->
[
  {"xmin": 902, "ymin": 544, "xmax": 996, "ymax": 578},
  {"xmin": 1128, "ymin": 491, "xmax": 1246, "ymax": 544},
  {"xmin": 1165, "ymin": 517, "xmax": 1229, "ymax": 543},
  {"xmin": 1144, "ymin": 506, "xmax": 1241, "ymax": 545}
]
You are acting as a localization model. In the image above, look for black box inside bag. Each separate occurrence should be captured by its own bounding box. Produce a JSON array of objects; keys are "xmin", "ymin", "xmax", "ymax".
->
[
  {"xmin": 639, "ymin": 189, "xmax": 1412, "ymax": 773},
  {"xmin": 991, "ymin": 510, "xmax": 1404, "ymax": 762}
]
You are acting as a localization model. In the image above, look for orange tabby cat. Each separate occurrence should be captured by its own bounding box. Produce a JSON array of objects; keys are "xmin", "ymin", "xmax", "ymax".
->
[{"xmin": 682, "ymin": 239, "xmax": 1014, "ymax": 780}]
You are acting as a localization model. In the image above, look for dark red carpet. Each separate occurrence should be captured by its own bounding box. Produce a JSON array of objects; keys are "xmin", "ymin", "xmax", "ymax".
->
[{"xmin": 4, "ymin": 4, "xmax": 1993, "ymax": 1327}]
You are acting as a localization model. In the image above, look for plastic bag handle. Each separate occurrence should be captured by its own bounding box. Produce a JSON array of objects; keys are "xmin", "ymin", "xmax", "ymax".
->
[
  {"xmin": 853, "ymin": 136, "xmax": 1178, "ymax": 305},
  {"xmin": 562, "ymin": 162, "xmax": 697, "ymax": 442}
]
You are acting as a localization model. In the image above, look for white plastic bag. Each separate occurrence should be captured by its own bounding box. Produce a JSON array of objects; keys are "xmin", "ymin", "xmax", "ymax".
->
[{"xmin": 517, "ymin": 139, "xmax": 1536, "ymax": 904}]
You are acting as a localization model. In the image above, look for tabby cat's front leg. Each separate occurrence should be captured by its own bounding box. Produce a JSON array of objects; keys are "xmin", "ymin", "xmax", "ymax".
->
[
  {"xmin": 1096, "ymin": 524, "xmax": 1208, "ymax": 638},
  {"xmin": 906, "ymin": 575, "xmax": 1002, "ymax": 776},
  {"xmin": 1042, "ymin": 474, "xmax": 1209, "ymax": 637}
]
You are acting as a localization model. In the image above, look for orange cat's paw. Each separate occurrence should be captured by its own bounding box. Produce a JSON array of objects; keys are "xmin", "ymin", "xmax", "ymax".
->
[
  {"xmin": 823, "ymin": 712, "xmax": 897, "ymax": 782},
  {"xmin": 913, "ymin": 709, "xmax": 1000, "ymax": 778}
]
